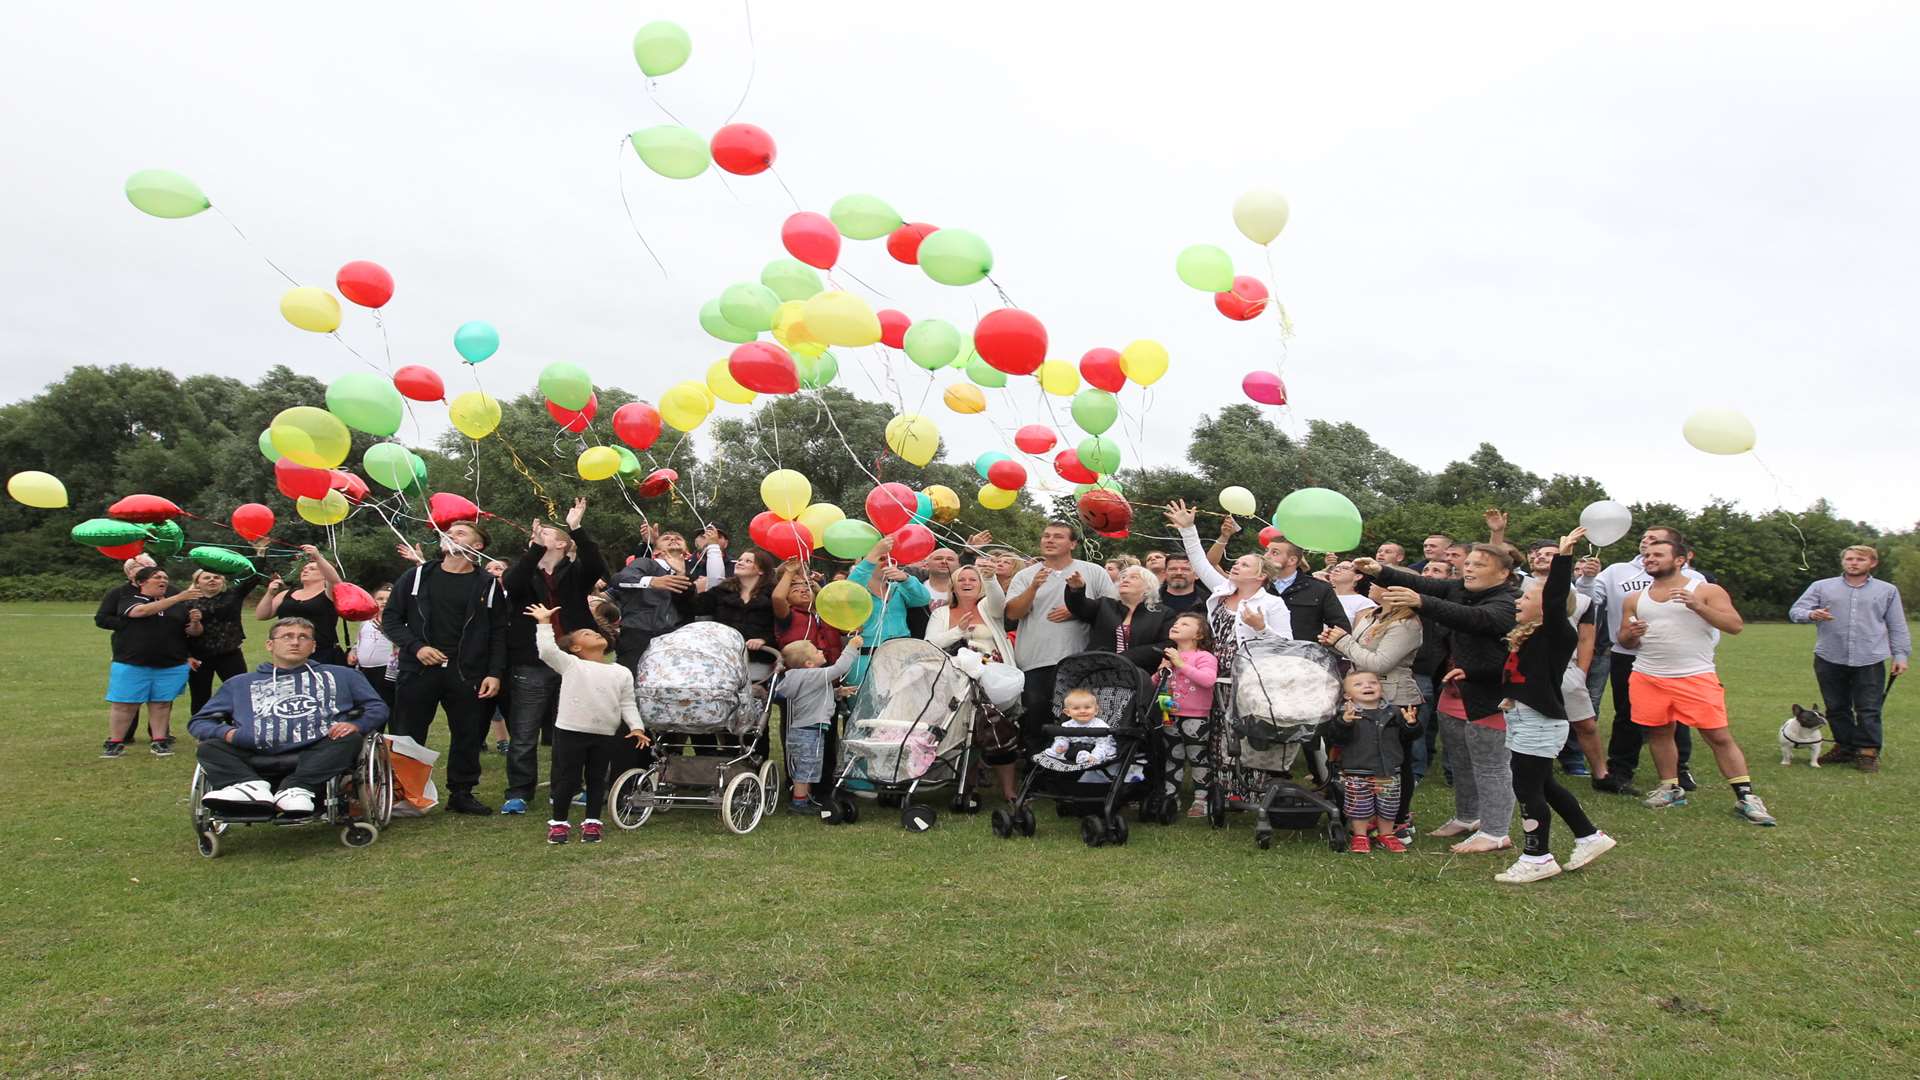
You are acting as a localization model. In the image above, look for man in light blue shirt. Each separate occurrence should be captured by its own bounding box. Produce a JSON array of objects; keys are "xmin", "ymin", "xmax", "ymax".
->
[{"xmin": 1788, "ymin": 545, "xmax": 1910, "ymax": 771}]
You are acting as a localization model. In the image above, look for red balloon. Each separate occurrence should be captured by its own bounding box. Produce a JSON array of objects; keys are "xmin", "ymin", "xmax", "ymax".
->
[
  {"xmin": 886, "ymin": 222, "xmax": 938, "ymax": 265},
  {"xmin": 1215, "ymin": 275, "xmax": 1270, "ymax": 321},
  {"xmin": 1077, "ymin": 489, "xmax": 1131, "ymax": 535},
  {"xmin": 612, "ymin": 401, "xmax": 662, "ymax": 450},
  {"xmin": 546, "ymin": 392, "xmax": 598, "ymax": 433},
  {"xmin": 781, "ymin": 211, "xmax": 840, "ymax": 270},
  {"xmin": 986, "ymin": 459, "xmax": 1027, "ymax": 490},
  {"xmin": 889, "ymin": 523, "xmax": 936, "ymax": 564},
  {"xmin": 876, "ymin": 309, "xmax": 911, "ymax": 349},
  {"xmin": 392, "ymin": 364, "xmax": 445, "ymax": 402},
  {"xmin": 748, "ymin": 509, "xmax": 783, "ymax": 549},
  {"xmin": 98, "ymin": 541, "xmax": 146, "ymax": 560},
  {"xmin": 336, "ymin": 260, "xmax": 395, "ymax": 309},
  {"xmin": 1013, "ymin": 424, "xmax": 1057, "ymax": 455},
  {"xmin": 728, "ymin": 342, "xmax": 799, "ymax": 394},
  {"xmin": 428, "ymin": 492, "xmax": 482, "ymax": 532},
  {"xmin": 327, "ymin": 470, "xmax": 369, "ymax": 504},
  {"xmin": 1258, "ymin": 525, "xmax": 1283, "ymax": 547},
  {"xmin": 865, "ymin": 482, "xmax": 917, "ymax": 535},
  {"xmin": 750, "ymin": 511, "xmax": 811, "ymax": 560},
  {"xmin": 1079, "ymin": 348, "xmax": 1126, "ymax": 393},
  {"xmin": 332, "ymin": 582, "xmax": 379, "ymax": 622},
  {"xmin": 230, "ymin": 503, "xmax": 275, "ymax": 542},
  {"xmin": 1243, "ymin": 370, "xmax": 1287, "ymax": 406},
  {"xmin": 275, "ymin": 459, "xmax": 332, "ymax": 500},
  {"xmin": 1052, "ymin": 449, "xmax": 1098, "ymax": 485},
  {"xmin": 108, "ymin": 494, "xmax": 183, "ymax": 523},
  {"xmin": 638, "ymin": 468, "xmax": 677, "ymax": 498},
  {"xmin": 973, "ymin": 309, "xmax": 1047, "ymax": 376},
  {"xmin": 710, "ymin": 123, "xmax": 776, "ymax": 175}
]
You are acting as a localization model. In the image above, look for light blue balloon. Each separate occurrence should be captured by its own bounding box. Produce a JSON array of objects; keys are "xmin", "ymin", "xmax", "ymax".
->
[
  {"xmin": 454, "ymin": 321, "xmax": 499, "ymax": 364},
  {"xmin": 913, "ymin": 492, "xmax": 934, "ymax": 525},
  {"xmin": 975, "ymin": 450, "xmax": 1010, "ymax": 481}
]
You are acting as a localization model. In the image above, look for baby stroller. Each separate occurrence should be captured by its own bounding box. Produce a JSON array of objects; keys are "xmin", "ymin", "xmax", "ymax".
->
[
  {"xmin": 607, "ymin": 623, "xmax": 780, "ymax": 835},
  {"xmin": 188, "ymin": 717, "xmax": 393, "ymax": 858},
  {"xmin": 1208, "ymin": 636, "xmax": 1346, "ymax": 850},
  {"xmin": 819, "ymin": 638, "xmax": 982, "ymax": 832},
  {"xmin": 992, "ymin": 651, "xmax": 1166, "ymax": 848}
]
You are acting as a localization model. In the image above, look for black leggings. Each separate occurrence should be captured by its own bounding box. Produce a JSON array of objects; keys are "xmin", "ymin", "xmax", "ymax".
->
[
  {"xmin": 188, "ymin": 651, "xmax": 250, "ymax": 716},
  {"xmin": 1510, "ymin": 752, "xmax": 1596, "ymax": 857},
  {"xmin": 550, "ymin": 728, "xmax": 622, "ymax": 822}
]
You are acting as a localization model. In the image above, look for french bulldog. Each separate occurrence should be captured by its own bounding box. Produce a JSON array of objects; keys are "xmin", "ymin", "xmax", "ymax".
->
[{"xmin": 1780, "ymin": 704, "xmax": 1827, "ymax": 767}]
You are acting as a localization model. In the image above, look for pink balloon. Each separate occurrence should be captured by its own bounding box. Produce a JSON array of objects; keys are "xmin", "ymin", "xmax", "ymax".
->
[
  {"xmin": 781, "ymin": 212, "xmax": 840, "ymax": 270},
  {"xmin": 1243, "ymin": 371, "xmax": 1287, "ymax": 406},
  {"xmin": 1215, "ymin": 275, "xmax": 1269, "ymax": 321},
  {"xmin": 877, "ymin": 309, "xmax": 911, "ymax": 349}
]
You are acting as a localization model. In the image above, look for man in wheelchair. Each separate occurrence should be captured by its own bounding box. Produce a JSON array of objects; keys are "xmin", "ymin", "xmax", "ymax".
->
[{"xmin": 188, "ymin": 617, "xmax": 390, "ymax": 817}]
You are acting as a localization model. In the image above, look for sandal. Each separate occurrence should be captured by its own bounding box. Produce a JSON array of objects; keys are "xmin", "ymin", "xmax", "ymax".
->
[
  {"xmin": 1450, "ymin": 831, "xmax": 1512, "ymax": 854},
  {"xmin": 1429, "ymin": 818, "xmax": 1480, "ymax": 839}
]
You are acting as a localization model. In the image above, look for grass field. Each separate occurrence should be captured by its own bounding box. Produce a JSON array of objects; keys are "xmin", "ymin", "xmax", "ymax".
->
[{"xmin": 2, "ymin": 603, "xmax": 1915, "ymax": 1078}]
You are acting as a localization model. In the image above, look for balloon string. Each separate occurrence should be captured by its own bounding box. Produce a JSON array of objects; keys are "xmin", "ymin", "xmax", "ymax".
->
[
  {"xmin": 768, "ymin": 167, "xmax": 805, "ymax": 212},
  {"xmin": 644, "ymin": 83, "xmax": 688, "ymax": 127},
  {"xmin": 211, "ymin": 206, "xmax": 301, "ymax": 288},
  {"xmin": 491, "ymin": 426, "xmax": 561, "ymax": 521},
  {"xmin": 1749, "ymin": 451, "xmax": 1814, "ymax": 572},
  {"xmin": 985, "ymin": 274, "xmax": 1016, "ymax": 308},
  {"xmin": 615, "ymin": 139, "xmax": 672, "ymax": 279},
  {"xmin": 722, "ymin": 0, "xmax": 758, "ymax": 126},
  {"xmin": 832, "ymin": 263, "xmax": 894, "ymax": 302},
  {"xmin": 328, "ymin": 331, "xmax": 387, "ymax": 376}
]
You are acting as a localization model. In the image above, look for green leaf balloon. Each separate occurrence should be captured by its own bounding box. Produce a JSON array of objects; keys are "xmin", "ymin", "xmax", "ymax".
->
[
  {"xmin": 829, "ymin": 194, "xmax": 904, "ymax": 241},
  {"xmin": 125, "ymin": 169, "xmax": 210, "ymax": 219},
  {"xmin": 629, "ymin": 126, "xmax": 709, "ymax": 179},
  {"xmin": 918, "ymin": 228, "xmax": 993, "ymax": 287},
  {"xmin": 632, "ymin": 20, "xmax": 692, "ymax": 77},
  {"xmin": 190, "ymin": 546, "xmax": 257, "ymax": 577},
  {"xmin": 72, "ymin": 518, "xmax": 150, "ymax": 548},
  {"xmin": 144, "ymin": 520, "xmax": 186, "ymax": 558},
  {"xmin": 1175, "ymin": 243, "xmax": 1235, "ymax": 292},
  {"xmin": 537, "ymin": 362, "xmax": 593, "ymax": 411}
]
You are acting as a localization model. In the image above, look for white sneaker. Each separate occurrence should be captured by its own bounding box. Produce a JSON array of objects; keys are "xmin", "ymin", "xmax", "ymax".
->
[
  {"xmin": 1566, "ymin": 832, "xmax": 1617, "ymax": 871},
  {"xmin": 273, "ymin": 787, "xmax": 317, "ymax": 815},
  {"xmin": 1494, "ymin": 855, "xmax": 1563, "ymax": 884},
  {"xmin": 202, "ymin": 779, "xmax": 274, "ymax": 807}
]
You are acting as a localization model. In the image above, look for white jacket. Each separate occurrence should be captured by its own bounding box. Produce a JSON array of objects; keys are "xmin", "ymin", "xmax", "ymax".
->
[
  {"xmin": 1178, "ymin": 526, "xmax": 1294, "ymax": 650},
  {"xmin": 924, "ymin": 575, "xmax": 1016, "ymax": 665}
]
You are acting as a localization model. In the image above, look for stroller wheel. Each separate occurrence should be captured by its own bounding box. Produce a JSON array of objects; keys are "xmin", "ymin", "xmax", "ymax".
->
[
  {"xmin": 950, "ymin": 791, "xmax": 982, "ymax": 815},
  {"xmin": 991, "ymin": 808, "xmax": 1014, "ymax": 839},
  {"xmin": 1255, "ymin": 828, "xmax": 1273, "ymax": 850},
  {"xmin": 834, "ymin": 794, "xmax": 860, "ymax": 826},
  {"xmin": 609, "ymin": 767, "xmax": 659, "ymax": 830},
  {"xmin": 1323, "ymin": 818, "xmax": 1346, "ymax": 851},
  {"xmin": 1107, "ymin": 814, "xmax": 1129, "ymax": 846},
  {"xmin": 901, "ymin": 803, "xmax": 937, "ymax": 833},
  {"xmin": 877, "ymin": 793, "xmax": 903, "ymax": 810},
  {"xmin": 1014, "ymin": 806, "xmax": 1037, "ymax": 837},
  {"xmin": 1080, "ymin": 815, "xmax": 1106, "ymax": 848},
  {"xmin": 756, "ymin": 760, "xmax": 781, "ymax": 818}
]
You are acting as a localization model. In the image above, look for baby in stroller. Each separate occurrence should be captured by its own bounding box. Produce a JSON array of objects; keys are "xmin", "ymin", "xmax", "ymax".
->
[
  {"xmin": 1325, "ymin": 670, "xmax": 1421, "ymax": 854},
  {"xmin": 1040, "ymin": 688, "xmax": 1119, "ymax": 771}
]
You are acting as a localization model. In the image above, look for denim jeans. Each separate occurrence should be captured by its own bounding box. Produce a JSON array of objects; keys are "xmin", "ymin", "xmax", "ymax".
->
[
  {"xmin": 505, "ymin": 663, "xmax": 560, "ymax": 800},
  {"xmin": 1813, "ymin": 657, "xmax": 1887, "ymax": 751}
]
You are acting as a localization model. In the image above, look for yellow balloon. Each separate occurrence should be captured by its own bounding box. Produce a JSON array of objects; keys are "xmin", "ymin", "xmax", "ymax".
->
[
  {"xmin": 795, "ymin": 502, "xmax": 845, "ymax": 545},
  {"xmin": 279, "ymin": 287, "xmax": 342, "ymax": 334},
  {"xmin": 885, "ymin": 413, "xmax": 939, "ymax": 467},
  {"xmin": 1037, "ymin": 360, "xmax": 1080, "ymax": 397},
  {"xmin": 772, "ymin": 302, "xmax": 828, "ymax": 359},
  {"xmin": 1681, "ymin": 408, "xmax": 1757, "ymax": 456},
  {"xmin": 7, "ymin": 470, "xmax": 67, "ymax": 509},
  {"xmin": 760, "ymin": 469, "xmax": 812, "ymax": 519},
  {"xmin": 705, "ymin": 359, "xmax": 758, "ymax": 405},
  {"xmin": 577, "ymin": 446, "xmax": 621, "ymax": 481},
  {"xmin": 814, "ymin": 579, "xmax": 875, "ymax": 632},
  {"xmin": 1233, "ymin": 188, "xmax": 1291, "ymax": 246},
  {"xmin": 977, "ymin": 483, "xmax": 1016, "ymax": 510},
  {"xmin": 1120, "ymin": 339, "xmax": 1170, "ymax": 386},
  {"xmin": 660, "ymin": 381, "xmax": 713, "ymax": 432},
  {"xmin": 925, "ymin": 484, "xmax": 960, "ymax": 524},
  {"xmin": 1219, "ymin": 485, "xmax": 1257, "ymax": 517},
  {"xmin": 942, "ymin": 384, "xmax": 986, "ymax": 414},
  {"xmin": 803, "ymin": 291, "xmax": 881, "ymax": 348},
  {"xmin": 270, "ymin": 405, "xmax": 352, "ymax": 468},
  {"xmin": 448, "ymin": 391, "xmax": 502, "ymax": 439},
  {"xmin": 296, "ymin": 489, "xmax": 350, "ymax": 526}
]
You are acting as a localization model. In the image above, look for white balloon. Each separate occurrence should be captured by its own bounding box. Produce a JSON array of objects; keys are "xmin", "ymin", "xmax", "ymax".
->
[
  {"xmin": 1219, "ymin": 485, "xmax": 1257, "ymax": 517},
  {"xmin": 1681, "ymin": 407, "xmax": 1756, "ymax": 455},
  {"xmin": 1232, "ymin": 188, "xmax": 1291, "ymax": 245},
  {"xmin": 1578, "ymin": 500, "xmax": 1634, "ymax": 547}
]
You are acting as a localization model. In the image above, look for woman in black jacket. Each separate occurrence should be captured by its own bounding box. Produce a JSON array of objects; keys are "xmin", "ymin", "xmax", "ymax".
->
[
  {"xmin": 682, "ymin": 548, "xmax": 780, "ymax": 653},
  {"xmin": 1063, "ymin": 565, "xmax": 1175, "ymax": 671},
  {"xmin": 183, "ymin": 568, "xmax": 260, "ymax": 715}
]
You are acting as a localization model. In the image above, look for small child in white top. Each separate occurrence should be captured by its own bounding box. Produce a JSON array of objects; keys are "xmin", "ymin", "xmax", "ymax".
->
[
  {"xmin": 1044, "ymin": 688, "xmax": 1118, "ymax": 768},
  {"xmin": 526, "ymin": 603, "xmax": 650, "ymax": 845}
]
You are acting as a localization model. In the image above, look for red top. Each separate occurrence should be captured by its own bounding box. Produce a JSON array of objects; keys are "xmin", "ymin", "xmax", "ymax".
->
[{"xmin": 776, "ymin": 608, "xmax": 845, "ymax": 663}]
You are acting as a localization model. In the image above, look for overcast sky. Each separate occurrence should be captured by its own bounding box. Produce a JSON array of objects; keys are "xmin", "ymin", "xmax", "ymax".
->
[{"xmin": 4, "ymin": 2, "xmax": 1916, "ymax": 530}]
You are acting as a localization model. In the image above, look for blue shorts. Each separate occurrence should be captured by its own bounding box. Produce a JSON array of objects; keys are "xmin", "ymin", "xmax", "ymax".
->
[{"xmin": 105, "ymin": 662, "xmax": 191, "ymax": 704}]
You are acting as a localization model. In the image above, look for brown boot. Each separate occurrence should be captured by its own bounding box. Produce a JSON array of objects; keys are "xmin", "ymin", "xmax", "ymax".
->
[
  {"xmin": 1818, "ymin": 745, "xmax": 1857, "ymax": 766},
  {"xmin": 1856, "ymin": 750, "xmax": 1881, "ymax": 773}
]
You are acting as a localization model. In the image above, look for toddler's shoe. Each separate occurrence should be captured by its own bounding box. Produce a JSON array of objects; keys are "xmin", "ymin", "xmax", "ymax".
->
[
  {"xmin": 580, "ymin": 820, "xmax": 603, "ymax": 844},
  {"xmin": 547, "ymin": 821, "xmax": 572, "ymax": 845},
  {"xmin": 1347, "ymin": 834, "xmax": 1371, "ymax": 854}
]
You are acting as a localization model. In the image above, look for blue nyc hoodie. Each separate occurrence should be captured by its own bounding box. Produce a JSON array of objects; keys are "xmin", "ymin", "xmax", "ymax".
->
[{"xmin": 188, "ymin": 662, "xmax": 388, "ymax": 753}]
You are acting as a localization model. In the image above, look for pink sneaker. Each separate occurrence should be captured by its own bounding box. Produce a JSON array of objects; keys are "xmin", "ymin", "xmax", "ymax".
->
[
  {"xmin": 580, "ymin": 820, "xmax": 604, "ymax": 844},
  {"xmin": 546, "ymin": 822, "xmax": 572, "ymax": 845}
]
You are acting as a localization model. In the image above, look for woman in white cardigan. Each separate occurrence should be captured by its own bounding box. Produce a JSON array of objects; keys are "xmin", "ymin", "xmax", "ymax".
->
[
  {"xmin": 925, "ymin": 562, "xmax": 1021, "ymax": 799},
  {"xmin": 1165, "ymin": 500, "xmax": 1294, "ymax": 651}
]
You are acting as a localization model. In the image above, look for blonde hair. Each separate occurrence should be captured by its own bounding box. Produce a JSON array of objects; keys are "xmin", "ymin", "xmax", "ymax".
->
[
  {"xmin": 1506, "ymin": 578, "xmax": 1576, "ymax": 653},
  {"xmin": 1842, "ymin": 544, "xmax": 1879, "ymax": 564},
  {"xmin": 1064, "ymin": 687, "xmax": 1098, "ymax": 707},
  {"xmin": 779, "ymin": 640, "xmax": 818, "ymax": 667}
]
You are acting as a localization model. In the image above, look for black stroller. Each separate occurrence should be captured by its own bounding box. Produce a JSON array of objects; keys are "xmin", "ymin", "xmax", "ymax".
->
[{"xmin": 991, "ymin": 652, "xmax": 1167, "ymax": 848}]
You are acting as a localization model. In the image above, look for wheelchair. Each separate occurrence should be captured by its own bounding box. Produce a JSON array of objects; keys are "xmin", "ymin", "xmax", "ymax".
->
[{"xmin": 189, "ymin": 732, "xmax": 395, "ymax": 858}]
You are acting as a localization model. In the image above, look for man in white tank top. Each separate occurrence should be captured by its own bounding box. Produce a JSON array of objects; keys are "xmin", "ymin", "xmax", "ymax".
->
[{"xmin": 1616, "ymin": 538, "xmax": 1776, "ymax": 825}]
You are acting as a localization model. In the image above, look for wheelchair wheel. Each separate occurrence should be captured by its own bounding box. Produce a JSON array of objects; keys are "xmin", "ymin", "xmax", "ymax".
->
[
  {"xmin": 609, "ymin": 767, "xmax": 659, "ymax": 831},
  {"xmin": 757, "ymin": 760, "xmax": 781, "ymax": 819},
  {"xmin": 196, "ymin": 827, "xmax": 221, "ymax": 859},
  {"xmin": 721, "ymin": 771, "xmax": 765, "ymax": 834},
  {"xmin": 340, "ymin": 822, "xmax": 378, "ymax": 848},
  {"xmin": 365, "ymin": 738, "xmax": 394, "ymax": 827},
  {"xmin": 188, "ymin": 765, "xmax": 211, "ymax": 831}
]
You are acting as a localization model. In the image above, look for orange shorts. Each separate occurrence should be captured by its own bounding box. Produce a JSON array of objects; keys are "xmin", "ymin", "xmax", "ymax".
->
[{"xmin": 1628, "ymin": 671, "xmax": 1729, "ymax": 730}]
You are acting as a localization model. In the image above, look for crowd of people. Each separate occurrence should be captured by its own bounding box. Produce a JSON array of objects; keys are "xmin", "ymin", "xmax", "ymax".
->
[{"xmin": 93, "ymin": 498, "xmax": 1909, "ymax": 880}]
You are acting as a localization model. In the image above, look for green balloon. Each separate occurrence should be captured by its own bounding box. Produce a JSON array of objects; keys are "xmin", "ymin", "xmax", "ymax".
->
[
  {"xmin": 144, "ymin": 520, "xmax": 186, "ymax": 558},
  {"xmin": 257, "ymin": 428, "xmax": 279, "ymax": 463},
  {"xmin": 797, "ymin": 351, "xmax": 838, "ymax": 389},
  {"xmin": 918, "ymin": 228, "xmax": 993, "ymax": 286},
  {"xmin": 405, "ymin": 451, "xmax": 429, "ymax": 497},
  {"xmin": 629, "ymin": 126, "xmax": 709, "ymax": 179},
  {"xmin": 829, "ymin": 194, "xmax": 903, "ymax": 241},
  {"xmin": 1175, "ymin": 243, "xmax": 1235, "ymax": 292},
  {"xmin": 965, "ymin": 357, "xmax": 1006, "ymax": 388},
  {"xmin": 125, "ymin": 169, "xmax": 210, "ymax": 219},
  {"xmin": 719, "ymin": 282, "xmax": 781, "ymax": 333},
  {"xmin": 700, "ymin": 299, "xmax": 758, "ymax": 344},
  {"xmin": 1070, "ymin": 389, "xmax": 1119, "ymax": 435},
  {"xmin": 325, "ymin": 371, "xmax": 405, "ymax": 437},
  {"xmin": 538, "ymin": 362, "xmax": 593, "ymax": 411},
  {"xmin": 761, "ymin": 258, "xmax": 824, "ymax": 303},
  {"xmin": 364, "ymin": 443, "xmax": 414, "ymax": 490},
  {"xmin": 190, "ymin": 546, "xmax": 256, "ymax": 577},
  {"xmin": 632, "ymin": 20, "xmax": 692, "ymax": 76},
  {"xmin": 1271, "ymin": 487, "xmax": 1363, "ymax": 552},
  {"xmin": 902, "ymin": 318, "xmax": 961, "ymax": 370},
  {"xmin": 1077, "ymin": 435, "xmax": 1121, "ymax": 475},
  {"xmin": 1074, "ymin": 478, "xmax": 1124, "ymax": 496},
  {"xmin": 72, "ymin": 518, "xmax": 150, "ymax": 548},
  {"xmin": 615, "ymin": 445, "xmax": 642, "ymax": 476},
  {"xmin": 823, "ymin": 518, "xmax": 881, "ymax": 560}
]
